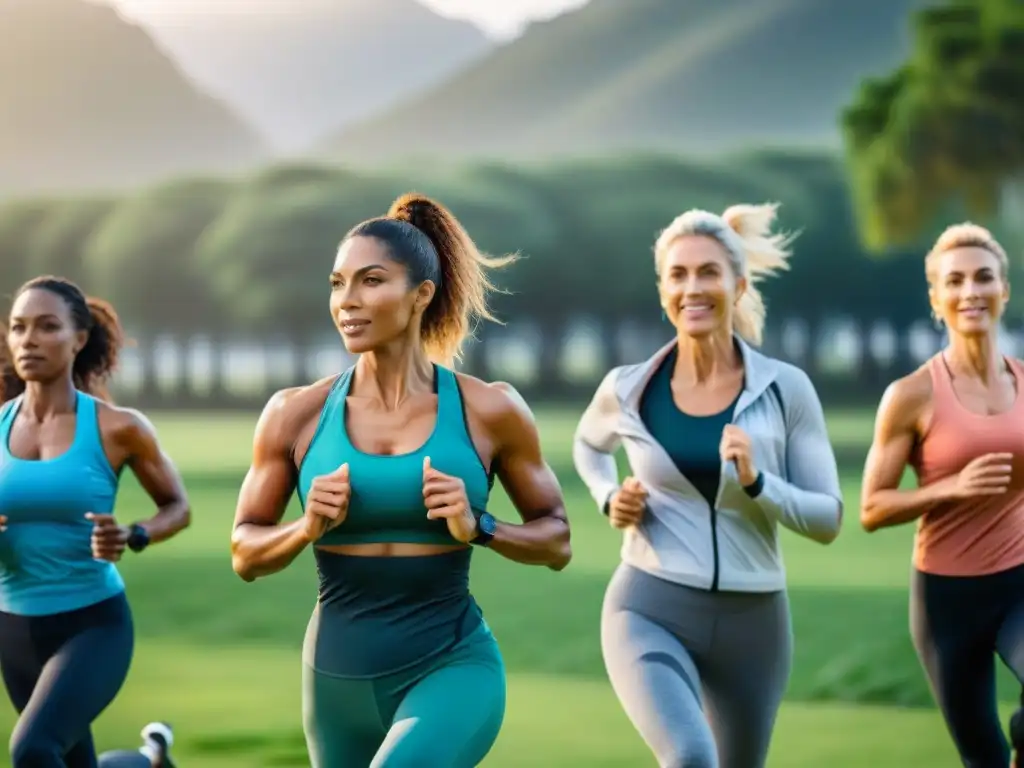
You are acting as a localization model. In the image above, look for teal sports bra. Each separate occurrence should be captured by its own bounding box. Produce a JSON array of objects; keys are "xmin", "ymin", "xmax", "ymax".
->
[{"xmin": 297, "ymin": 365, "xmax": 493, "ymax": 546}]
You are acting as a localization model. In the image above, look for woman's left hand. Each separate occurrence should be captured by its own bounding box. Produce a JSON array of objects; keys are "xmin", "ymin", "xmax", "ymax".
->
[
  {"xmin": 423, "ymin": 456, "xmax": 478, "ymax": 543},
  {"xmin": 86, "ymin": 513, "xmax": 129, "ymax": 562},
  {"xmin": 720, "ymin": 425, "xmax": 759, "ymax": 487}
]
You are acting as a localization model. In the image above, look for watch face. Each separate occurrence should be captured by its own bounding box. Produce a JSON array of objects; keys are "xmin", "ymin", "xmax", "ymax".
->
[
  {"xmin": 480, "ymin": 513, "xmax": 496, "ymax": 535},
  {"xmin": 129, "ymin": 525, "xmax": 150, "ymax": 551}
]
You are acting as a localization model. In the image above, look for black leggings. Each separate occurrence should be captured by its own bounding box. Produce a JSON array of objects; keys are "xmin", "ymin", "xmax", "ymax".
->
[
  {"xmin": 0, "ymin": 593, "xmax": 134, "ymax": 768},
  {"xmin": 911, "ymin": 563, "xmax": 1024, "ymax": 768}
]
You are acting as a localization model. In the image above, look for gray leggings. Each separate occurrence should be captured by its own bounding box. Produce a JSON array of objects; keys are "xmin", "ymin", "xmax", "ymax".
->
[{"xmin": 601, "ymin": 564, "xmax": 792, "ymax": 768}]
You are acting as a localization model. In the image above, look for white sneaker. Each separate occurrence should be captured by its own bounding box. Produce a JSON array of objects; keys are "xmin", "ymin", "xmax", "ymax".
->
[{"xmin": 140, "ymin": 722, "xmax": 175, "ymax": 768}]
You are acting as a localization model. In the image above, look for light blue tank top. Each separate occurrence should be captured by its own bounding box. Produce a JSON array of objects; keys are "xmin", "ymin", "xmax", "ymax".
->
[
  {"xmin": 0, "ymin": 393, "xmax": 125, "ymax": 616},
  {"xmin": 298, "ymin": 365, "xmax": 493, "ymax": 546}
]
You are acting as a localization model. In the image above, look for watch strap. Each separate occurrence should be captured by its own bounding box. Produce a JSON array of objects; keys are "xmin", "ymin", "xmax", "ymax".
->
[
  {"xmin": 127, "ymin": 523, "xmax": 150, "ymax": 553},
  {"xmin": 470, "ymin": 511, "xmax": 496, "ymax": 547}
]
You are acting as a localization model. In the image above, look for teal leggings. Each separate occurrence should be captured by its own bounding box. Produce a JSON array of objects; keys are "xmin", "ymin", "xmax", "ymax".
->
[{"xmin": 302, "ymin": 623, "xmax": 506, "ymax": 767}]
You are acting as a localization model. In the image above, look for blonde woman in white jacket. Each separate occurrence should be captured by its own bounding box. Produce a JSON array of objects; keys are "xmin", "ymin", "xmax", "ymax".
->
[{"xmin": 574, "ymin": 203, "xmax": 843, "ymax": 768}]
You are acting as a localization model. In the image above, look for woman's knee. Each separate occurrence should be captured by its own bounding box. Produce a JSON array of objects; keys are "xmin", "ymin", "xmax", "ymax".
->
[
  {"xmin": 372, "ymin": 720, "xmax": 502, "ymax": 768},
  {"xmin": 374, "ymin": 673, "xmax": 505, "ymax": 767}
]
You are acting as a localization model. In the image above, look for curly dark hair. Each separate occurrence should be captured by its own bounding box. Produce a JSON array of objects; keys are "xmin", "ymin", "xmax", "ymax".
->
[{"xmin": 1, "ymin": 276, "xmax": 126, "ymax": 403}]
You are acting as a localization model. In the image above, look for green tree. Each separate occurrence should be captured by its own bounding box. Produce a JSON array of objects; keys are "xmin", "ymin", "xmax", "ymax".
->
[
  {"xmin": 0, "ymin": 199, "xmax": 53, "ymax": 301},
  {"xmin": 82, "ymin": 177, "xmax": 233, "ymax": 397},
  {"xmin": 842, "ymin": 0, "xmax": 1024, "ymax": 250},
  {"xmin": 27, "ymin": 197, "xmax": 116, "ymax": 284},
  {"xmin": 193, "ymin": 173, "xmax": 389, "ymax": 351}
]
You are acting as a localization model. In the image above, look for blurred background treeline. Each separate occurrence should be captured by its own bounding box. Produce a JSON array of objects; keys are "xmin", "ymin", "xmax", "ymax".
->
[{"xmin": 3, "ymin": 0, "xmax": 1021, "ymax": 412}]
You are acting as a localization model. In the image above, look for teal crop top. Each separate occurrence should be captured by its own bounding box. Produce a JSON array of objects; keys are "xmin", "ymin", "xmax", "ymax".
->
[
  {"xmin": 297, "ymin": 365, "xmax": 493, "ymax": 546},
  {"xmin": 0, "ymin": 393, "xmax": 126, "ymax": 616}
]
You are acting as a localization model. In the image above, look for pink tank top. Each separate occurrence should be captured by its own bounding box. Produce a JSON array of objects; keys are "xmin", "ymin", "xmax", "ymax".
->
[{"xmin": 911, "ymin": 354, "xmax": 1024, "ymax": 576}]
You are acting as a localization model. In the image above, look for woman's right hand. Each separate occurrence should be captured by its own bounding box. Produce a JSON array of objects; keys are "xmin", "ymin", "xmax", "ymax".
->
[
  {"xmin": 608, "ymin": 477, "xmax": 647, "ymax": 529},
  {"xmin": 952, "ymin": 453, "xmax": 1013, "ymax": 498},
  {"xmin": 303, "ymin": 463, "xmax": 350, "ymax": 542}
]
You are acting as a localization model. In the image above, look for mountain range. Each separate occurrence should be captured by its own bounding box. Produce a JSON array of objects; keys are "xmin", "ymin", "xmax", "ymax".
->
[
  {"xmin": 125, "ymin": 0, "xmax": 492, "ymax": 152},
  {"xmin": 0, "ymin": 0, "xmax": 263, "ymax": 197},
  {"xmin": 321, "ymin": 0, "xmax": 933, "ymax": 162},
  {"xmin": 1, "ymin": 0, "xmax": 936, "ymax": 195}
]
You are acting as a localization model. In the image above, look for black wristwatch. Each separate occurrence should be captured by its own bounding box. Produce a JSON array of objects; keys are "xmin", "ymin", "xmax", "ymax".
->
[
  {"xmin": 126, "ymin": 523, "xmax": 151, "ymax": 553},
  {"xmin": 470, "ymin": 512, "xmax": 497, "ymax": 547},
  {"xmin": 742, "ymin": 471, "xmax": 766, "ymax": 499}
]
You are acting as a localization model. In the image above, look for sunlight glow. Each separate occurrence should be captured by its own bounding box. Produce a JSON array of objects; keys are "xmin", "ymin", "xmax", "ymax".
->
[
  {"xmin": 418, "ymin": 0, "xmax": 590, "ymax": 38},
  {"xmin": 107, "ymin": 0, "xmax": 591, "ymax": 39}
]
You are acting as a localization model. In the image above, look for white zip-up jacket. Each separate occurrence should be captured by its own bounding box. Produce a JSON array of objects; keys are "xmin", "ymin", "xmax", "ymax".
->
[{"xmin": 573, "ymin": 337, "xmax": 843, "ymax": 593}]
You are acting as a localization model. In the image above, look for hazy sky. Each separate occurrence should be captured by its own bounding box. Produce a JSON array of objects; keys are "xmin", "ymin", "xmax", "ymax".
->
[
  {"xmin": 420, "ymin": 0, "xmax": 589, "ymax": 38},
  {"xmin": 110, "ymin": 0, "xmax": 591, "ymax": 39}
]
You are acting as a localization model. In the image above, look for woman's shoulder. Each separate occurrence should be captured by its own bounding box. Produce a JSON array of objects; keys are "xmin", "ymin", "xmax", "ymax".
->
[
  {"xmin": 453, "ymin": 373, "xmax": 535, "ymax": 429},
  {"xmin": 764, "ymin": 358, "xmax": 817, "ymax": 399},
  {"xmin": 94, "ymin": 400, "xmax": 162, "ymax": 460},
  {"xmin": 253, "ymin": 376, "xmax": 339, "ymax": 449},
  {"xmin": 878, "ymin": 366, "xmax": 934, "ymax": 420}
]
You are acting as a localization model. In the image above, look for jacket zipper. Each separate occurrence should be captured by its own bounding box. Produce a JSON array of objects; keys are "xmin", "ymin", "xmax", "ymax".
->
[
  {"xmin": 709, "ymin": 501, "xmax": 720, "ymax": 592},
  {"xmin": 710, "ymin": 402, "xmax": 742, "ymax": 593},
  {"xmin": 710, "ymin": 458, "xmax": 728, "ymax": 592}
]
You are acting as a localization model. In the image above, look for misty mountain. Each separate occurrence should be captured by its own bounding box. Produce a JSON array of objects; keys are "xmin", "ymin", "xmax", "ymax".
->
[
  {"xmin": 319, "ymin": 0, "xmax": 933, "ymax": 162},
  {"xmin": 126, "ymin": 0, "xmax": 493, "ymax": 151},
  {"xmin": 0, "ymin": 0, "xmax": 265, "ymax": 197}
]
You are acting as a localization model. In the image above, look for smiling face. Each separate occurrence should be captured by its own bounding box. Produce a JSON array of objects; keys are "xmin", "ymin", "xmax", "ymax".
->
[
  {"xmin": 6, "ymin": 288, "xmax": 87, "ymax": 384},
  {"xmin": 329, "ymin": 235, "xmax": 436, "ymax": 355},
  {"xmin": 658, "ymin": 234, "xmax": 746, "ymax": 341},
  {"xmin": 929, "ymin": 246, "xmax": 1009, "ymax": 338}
]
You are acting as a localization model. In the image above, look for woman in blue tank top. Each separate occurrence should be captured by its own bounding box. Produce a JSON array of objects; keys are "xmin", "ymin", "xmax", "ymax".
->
[
  {"xmin": 0, "ymin": 276, "xmax": 191, "ymax": 768},
  {"xmin": 230, "ymin": 193, "xmax": 572, "ymax": 767}
]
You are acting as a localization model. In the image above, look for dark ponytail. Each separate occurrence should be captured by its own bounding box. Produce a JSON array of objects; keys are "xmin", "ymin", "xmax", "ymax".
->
[
  {"xmin": 1, "ymin": 276, "xmax": 125, "ymax": 403},
  {"xmin": 344, "ymin": 193, "xmax": 516, "ymax": 365}
]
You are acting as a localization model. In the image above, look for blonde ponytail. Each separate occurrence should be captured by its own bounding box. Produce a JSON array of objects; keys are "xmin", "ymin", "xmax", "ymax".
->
[{"xmin": 720, "ymin": 203, "xmax": 794, "ymax": 346}]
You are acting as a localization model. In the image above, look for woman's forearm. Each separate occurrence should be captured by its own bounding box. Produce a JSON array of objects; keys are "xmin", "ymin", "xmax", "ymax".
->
[
  {"xmin": 488, "ymin": 512, "xmax": 571, "ymax": 571},
  {"xmin": 573, "ymin": 438, "xmax": 620, "ymax": 512},
  {"xmin": 230, "ymin": 519, "xmax": 310, "ymax": 581},
  {"xmin": 133, "ymin": 498, "xmax": 191, "ymax": 544},
  {"xmin": 752, "ymin": 472, "xmax": 842, "ymax": 544},
  {"xmin": 861, "ymin": 476, "xmax": 957, "ymax": 532}
]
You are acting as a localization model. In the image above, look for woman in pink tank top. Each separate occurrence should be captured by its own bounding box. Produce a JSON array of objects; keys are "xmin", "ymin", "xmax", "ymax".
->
[{"xmin": 861, "ymin": 223, "xmax": 1024, "ymax": 768}]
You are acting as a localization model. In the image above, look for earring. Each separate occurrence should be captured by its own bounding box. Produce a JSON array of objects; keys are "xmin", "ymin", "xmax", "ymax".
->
[
  {"xmin": 661, "ymin": 309, "xmax": 668, "ymax": 323},
  {"xmin": 931, "ymin": 312, "xmax": 944, "ymax": 330}
]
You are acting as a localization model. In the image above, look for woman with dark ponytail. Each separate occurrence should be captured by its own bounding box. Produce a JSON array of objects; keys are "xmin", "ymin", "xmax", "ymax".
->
[
  {"xmin": 230, "ymin": 193, "xmax": 571, "ymax": 767},
  {"xmin": 0, "ymin": 276, "xmax": 191, "ymax": 767}
]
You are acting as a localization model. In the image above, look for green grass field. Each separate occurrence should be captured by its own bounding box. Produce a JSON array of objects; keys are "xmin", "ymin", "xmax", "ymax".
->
[{"xmin": 0, "ymin": 406, "xmax": 1017, "ymax": 766}]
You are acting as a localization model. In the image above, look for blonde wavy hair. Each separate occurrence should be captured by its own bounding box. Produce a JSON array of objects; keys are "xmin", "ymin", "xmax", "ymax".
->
[
  {"xmin": 925, "ymin": 222, "xmax": 1009, "ymax": 286},
  {"xmin": 654, "ymin": 203, "xmax": 796, "ymax": 346}
]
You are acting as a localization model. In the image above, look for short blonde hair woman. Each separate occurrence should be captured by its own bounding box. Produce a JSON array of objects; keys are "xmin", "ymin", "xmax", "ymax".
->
[{"xmin": 861, "ymin": 223, "xmax": 1024, "ymax": 767}]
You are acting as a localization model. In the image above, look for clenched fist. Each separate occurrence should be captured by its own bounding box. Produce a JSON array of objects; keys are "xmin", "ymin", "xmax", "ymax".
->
[
  {"xmin": 953, "ymin": 452, "xmax": 1013, "ymax": 498},
  {"xmin": 423, "ymin": 456, "xmax": 478, "ymax": 543},
  {"xmin": 86, "ymin": 513, "xmax": 129, "ymax": 562},
  {"xmin": 720, "ymin": 425, "xmax": 759, "ymax": 487},
  {"xmin": 304, "ymin": 463, "xmax": 350, "ymax": 542},
  {"xmin": 608, "ymin": 477, "xmax": 647, "ymax": 530}
]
